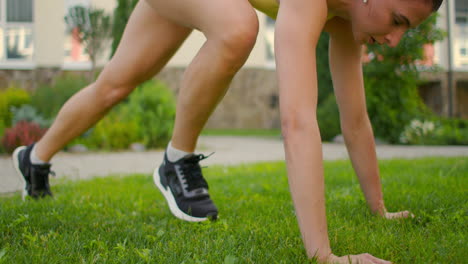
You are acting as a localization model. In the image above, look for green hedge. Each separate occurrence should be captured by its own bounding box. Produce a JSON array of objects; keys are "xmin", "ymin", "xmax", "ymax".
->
[
  {"xmin": 0, "ymin": 86, "xmax": 31, "ymax": 132},
  {"xmin": 363, "ymin": 72, "xmax": 429, "ymax": 143},
  {"xmin": 78, "ymin": 111, "xmax": 141, "ymax": 150},
  {"xmin": 1, "ymin": 77, "xmax": 176, "ymax": 153},
  {"xmin": 317, "ymin": 94, "xmax": 341, "ymax": 141},
  {"xmin": 0, "ymin": 87, "xmax": 31, "ymax": 127},
  {"xmin": 0, "ymin": 87, "xmax": 32, "ymax": 153},
  {"xmin": 123, "ymin": 80, "xmax": 176, "ymax": 148},
  {"xmin": 31, "ymin": 73, "xmax": 88, "ymax": 119},
  {"xmin": 73, "ymin": 80, "xmax": 176, "ymax": 150}
]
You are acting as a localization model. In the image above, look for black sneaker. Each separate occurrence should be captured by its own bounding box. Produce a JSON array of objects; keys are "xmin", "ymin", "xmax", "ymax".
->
[
  {"xmin": 12, "ymin": 144, "xmax": 54, "ymax": 200},
  {"xmin": 154, "ymin": 153, "xmax": 218, "ymax": 222}
]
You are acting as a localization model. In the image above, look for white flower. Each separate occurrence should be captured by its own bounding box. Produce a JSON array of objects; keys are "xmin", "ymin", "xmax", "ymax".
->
[
  {"xmin": 410, "ymin": 119, "xmax": 423, "ymax": 129},
  {"xmin": 424, "ymin": 121, "xmax": 435, "ymax": 131},
  {"xmin": 401, "ymin": 119, "xmax": 436, "ymax": 144}
]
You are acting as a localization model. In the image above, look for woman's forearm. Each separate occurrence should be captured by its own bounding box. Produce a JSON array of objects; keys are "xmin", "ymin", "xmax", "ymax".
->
[
  {"xmin": 342, "ymin": 116, "xmax": 385, "ymax": 215},
  {"xmin": 282, "ymin": 123, "xmax": 331, "ymax": 261}
]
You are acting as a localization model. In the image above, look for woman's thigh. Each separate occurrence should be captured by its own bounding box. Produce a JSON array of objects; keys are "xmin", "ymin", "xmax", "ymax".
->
[
  {"xmin": 144, "ymin": 0, "xmax": 258, "ymax": 39},
  {"xmin": 98, "ymin": 0, "xmax": 192, "ymax": 87}
]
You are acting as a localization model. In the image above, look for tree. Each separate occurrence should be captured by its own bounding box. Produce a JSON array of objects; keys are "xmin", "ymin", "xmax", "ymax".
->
[
  {"xmin": 65, "ymin": 6, "xmax": 113, "ymax": 81},
  {"xmin": 111, "ymin": 0, "xmax": 138, "ymax": 58}
]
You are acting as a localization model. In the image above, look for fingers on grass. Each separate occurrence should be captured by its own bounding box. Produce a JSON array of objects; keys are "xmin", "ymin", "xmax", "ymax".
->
[
  {"xmin": 385, "ymin": 210, "xmax": 414, "ymax": 219},
  {"xmin": 362, "ymin": 253, "xmax": 386, "ymax": 264},
  {"xmin": 352, "ymin": 253, "xmax": 386, "ymax": 264},
  {"xmin": 364, "ymin": 253, "xmax": 392, "ymax": 264}
]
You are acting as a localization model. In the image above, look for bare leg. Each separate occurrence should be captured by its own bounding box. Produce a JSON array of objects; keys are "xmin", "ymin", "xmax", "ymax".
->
[
  {"xmin": 35, "ymin": 1, "xmax": 192, "ymax": 161},
  {"xmin": 145, "ymin": 0, "xmax": 259, "ymax": 152}
]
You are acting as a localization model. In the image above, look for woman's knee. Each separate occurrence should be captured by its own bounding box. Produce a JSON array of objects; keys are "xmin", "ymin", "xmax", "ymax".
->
[
  {"xmin": 222, "ymin": 17, "xmax": 258, "ymax": 52},
  {"xmin": 93, "ymin": 76, "xmax": 138, "ymax": 108},
  {"xmin": 211, "ymin": 12, "xmax": 259, "ymax": 66}
]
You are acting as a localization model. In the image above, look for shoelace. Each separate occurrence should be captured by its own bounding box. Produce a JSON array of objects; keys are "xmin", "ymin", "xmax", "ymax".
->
[
  {"xmin": 33, "ymin": 166, "xmax": 55, "ymax": 193},
  {"xmin": 180, "ymin": 153, "xmax": 214, "ymax": 192}
]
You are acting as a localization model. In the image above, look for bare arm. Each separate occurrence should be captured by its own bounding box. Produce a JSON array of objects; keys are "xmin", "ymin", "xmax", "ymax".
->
[
  {"xmin": 275, "ymin": 0, "xmax": 401, "ymax": 261},
  {"xmin": 327, "ymin": 18, "xmax": 412, "ymax": 218},
  {"xmin": 275, "ymin": 0, "xmax": 330, "ymax": 261}
]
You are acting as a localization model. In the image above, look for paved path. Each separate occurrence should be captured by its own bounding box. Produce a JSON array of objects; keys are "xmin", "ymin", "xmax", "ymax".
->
[{"xmin": 1, "ymin": 136, "xmax": 467, "ymax": 194}]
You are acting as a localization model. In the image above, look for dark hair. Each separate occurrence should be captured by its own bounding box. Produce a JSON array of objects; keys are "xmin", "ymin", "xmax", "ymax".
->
[{"xmin": 431, "ymin": 0, "xmax": 443, "ymax": 11}]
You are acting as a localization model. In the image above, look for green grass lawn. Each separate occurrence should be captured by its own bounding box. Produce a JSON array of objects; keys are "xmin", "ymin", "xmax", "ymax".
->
[{"xmin": 1, "ymin": 157, "xmax": 466, "ymax": 263}]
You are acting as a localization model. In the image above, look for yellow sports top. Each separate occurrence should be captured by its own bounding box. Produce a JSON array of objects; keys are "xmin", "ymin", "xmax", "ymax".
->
[{"xmin": 249, "ymin": 0, "xmax": 334, "ymax": 20}]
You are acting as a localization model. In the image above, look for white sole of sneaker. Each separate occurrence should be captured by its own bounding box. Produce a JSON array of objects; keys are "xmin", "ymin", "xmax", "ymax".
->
[
  {"xmin": 153, "ymin": 168, "xmax": 210, "ymax": 222},
  {"xmin": 12, "ymin": 146, "xmax": 28, "ymax": 201}
]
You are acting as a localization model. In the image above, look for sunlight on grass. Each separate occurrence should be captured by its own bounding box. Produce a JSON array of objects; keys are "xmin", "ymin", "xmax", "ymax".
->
[{"xmin": 0, "ymin": 157, "xmax": 466, "ymax": 263}]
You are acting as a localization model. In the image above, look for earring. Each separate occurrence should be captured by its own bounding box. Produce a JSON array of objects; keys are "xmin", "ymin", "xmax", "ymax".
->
[{"xmin": 363, "ymin": 0, "xmax": 368, "ymax": 3}]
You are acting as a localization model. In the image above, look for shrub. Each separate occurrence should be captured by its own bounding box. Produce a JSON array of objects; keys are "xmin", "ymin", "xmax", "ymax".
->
[
  {"xmin": 433, "ymin": 126, "xmax": 468, "ymax": 145},
  {"xmin": 0, "ymin": 121, "xmax": 5, "ymax": 138},
  {"xmin": 11, "ymin": 105, "xmax": 51, "ymax": 128},
  {"xmin": 80, "ymin": 111, "xmax": 141, "ymax": 150},
  {"xmin": 399, "ymin": 118, "xmax": 468, "ymax": 145},
  {"xmin": 399, "ymin": 119, "xmax": 437, "ymax": 145},
  {"xmin": 317, "ymin": 94, "xmax": 341, "ymax": 141},
  {"xmin": 432, "ymin": 118, "xmax": 468, "ymax": 145},
  {"xmin": 75, "ymin": 80, "xmax": 176, "ymax": 150},
  {"xmin": 0, "ymin": 122, "xmax": 5, "ymax": 153},
  {"xmin": 364, "ymin": 73, "xmax": 429, "ymax": 143},
  {"xmin": 0, "ymin": 86, "xmax": 31, "ymax": 129},
  {"xmin": 317, "ymin": 32, "xmax": 333, "ymax": 106},
  {"xmin": 31, "ymin": 73, "xmax": 88, "ymax": 119},
  {"xmin": 123, "ymin": 80, "xmax": 176, "ymax": 148},
  {"xmin": 1, "ymin": 121, "xmax": 47, "ymax": 153}
]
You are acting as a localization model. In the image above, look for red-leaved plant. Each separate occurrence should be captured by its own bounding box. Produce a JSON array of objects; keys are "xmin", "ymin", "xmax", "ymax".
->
[{"xmin": 1, "ymin": 121, "xmax": 47, "ymax": 153}]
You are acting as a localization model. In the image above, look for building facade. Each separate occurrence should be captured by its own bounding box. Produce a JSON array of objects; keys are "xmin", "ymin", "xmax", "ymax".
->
[
  {"xmin": 422, "ymin": 0, "xmax": 468, "ymax": 118},
  {"xmin": 0, "ymin": 0, "xmax": 272, "ymax": 69}
]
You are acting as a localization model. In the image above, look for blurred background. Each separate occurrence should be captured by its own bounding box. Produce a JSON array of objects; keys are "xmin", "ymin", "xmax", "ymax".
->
[{"xmin": 0, "ymin": 0, "xmax": 466, "ymax": 154}]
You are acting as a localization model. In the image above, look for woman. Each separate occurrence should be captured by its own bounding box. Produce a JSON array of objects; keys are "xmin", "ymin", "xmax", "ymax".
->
[{"xmin": 13, "ymin": 0, "xmax": 442, "ymax": 262}]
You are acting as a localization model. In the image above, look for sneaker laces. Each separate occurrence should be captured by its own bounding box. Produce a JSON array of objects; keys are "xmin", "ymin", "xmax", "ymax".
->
[
  {"xmin": 180, "ymin": 153, "xmax": 214, "ymax": 192},
  {"xmin": 33, "ymin": 165, "xmax": 55, "ymax": 194}
]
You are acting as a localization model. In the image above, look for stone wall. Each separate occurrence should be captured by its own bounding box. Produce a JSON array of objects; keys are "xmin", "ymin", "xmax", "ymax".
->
[
  {"xmin": 0, "ymin": 67, "xmax": 281, "ymax": 130},
  {"xmin": 0, "ymin": 68, "xmax": 90, "ymax": 92},
  {"xmin": 2, "ymin": 67, "xmax": 466, "ymax": 129},
  {"xmin": 156, "ymin": 67, "xmax": 281, "ymax": 129}
]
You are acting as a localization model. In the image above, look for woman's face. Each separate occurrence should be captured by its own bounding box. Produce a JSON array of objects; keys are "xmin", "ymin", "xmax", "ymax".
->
[{"xmin": 349, "ymin": 0, "xmax": 433, "ymax": 47}]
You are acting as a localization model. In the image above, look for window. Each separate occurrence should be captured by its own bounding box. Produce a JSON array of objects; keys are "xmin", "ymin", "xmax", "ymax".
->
[
  {"xmin": 456, "ymin": 16, "xmax": 467, "ymax": 24},
  {"xmin": 64, "ymin": 0, "xmax": 90, "ymax": 64},
  {"xmin": 455, "ymin": 0, "xmax": 468, "ymax": 68},
  {"xmin": 0, "ymin": 0, "xmax": 34, "ymax": 62}
]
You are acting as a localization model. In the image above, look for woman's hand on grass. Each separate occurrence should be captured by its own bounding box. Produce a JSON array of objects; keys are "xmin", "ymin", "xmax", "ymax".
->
[
  {"xmin": 383, "ymin": 210, "xmax": 415, "ymax": 219},
  {"xmin": 375, "ymin": 206, "xmax": 415, "ymax": 219},
  {"xmin": 327, "ymin": 253, "xmax": 392, "ymax": 264}
]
